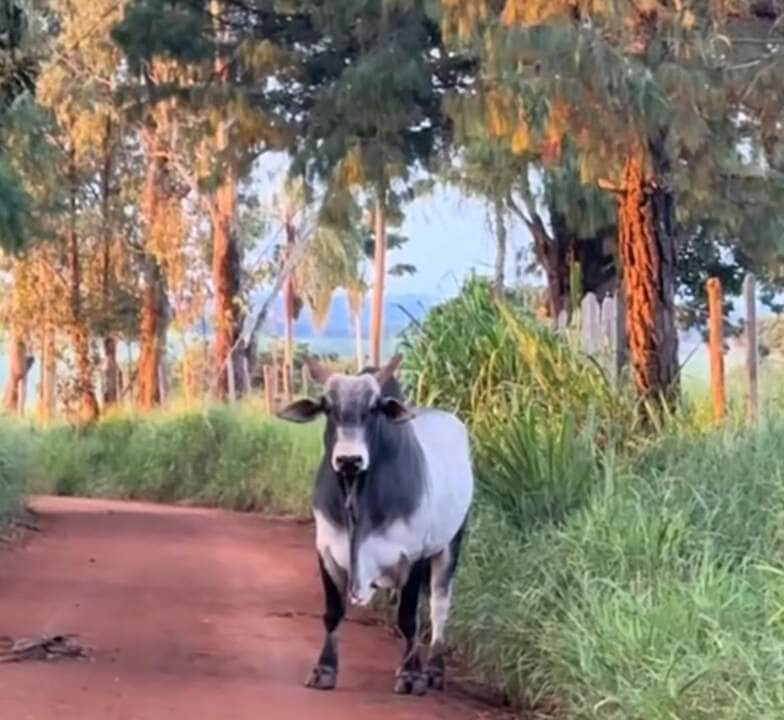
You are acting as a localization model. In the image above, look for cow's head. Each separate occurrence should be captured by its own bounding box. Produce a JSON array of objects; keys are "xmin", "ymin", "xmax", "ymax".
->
[{"xmin": 277, "ymin": 354, "xmax": 411, "ymax": 476}]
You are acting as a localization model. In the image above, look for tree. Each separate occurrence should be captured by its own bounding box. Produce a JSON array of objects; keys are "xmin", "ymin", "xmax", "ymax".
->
[
  {"xmin": 442, "ymin": 0, "xmax": 784, "ymax": 404},
  {"xmin": 114, "ymin": 0, "xmax": 300, "ymax": 402},
  {"xmin": 32, "ymin": 0, "xmax": 148, "ymax": 421},
  {"xmin": 0, "ymin": 0, "xmax": 36, "ymax": 253},
  {"xmin": 290, "ymin": 1, "xmax": 471, "ymax": 365}
]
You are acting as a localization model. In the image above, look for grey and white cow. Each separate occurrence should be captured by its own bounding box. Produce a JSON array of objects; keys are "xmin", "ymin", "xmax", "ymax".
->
[{"xmin": 277, "ymin": 354, "xmax": 474, "ymax": 695}]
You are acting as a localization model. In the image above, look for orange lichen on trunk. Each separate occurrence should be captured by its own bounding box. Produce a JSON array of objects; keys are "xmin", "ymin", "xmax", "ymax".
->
[{"xmin": 617, "ymin": 153, "xmax": 678, "ymax": 404}]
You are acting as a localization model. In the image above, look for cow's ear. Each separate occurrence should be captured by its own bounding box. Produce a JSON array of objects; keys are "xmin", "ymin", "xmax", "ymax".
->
[
  {"xmin": 278, "ymin": 398, "xmax": 325, "ymax": 423},
  {"xmin": 379, "ymin": 397, "xmax": 411, "ymax": 423}
]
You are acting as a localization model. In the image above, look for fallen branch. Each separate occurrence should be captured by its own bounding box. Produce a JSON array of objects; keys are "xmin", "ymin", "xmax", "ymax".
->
[{"xmin": 0, "ymin": 634, "xmax": 89, "ymax": 663}]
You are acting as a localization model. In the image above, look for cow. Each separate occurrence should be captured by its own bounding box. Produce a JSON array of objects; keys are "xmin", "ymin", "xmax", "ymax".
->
[{"xmin": 277, "ymin": 354, "xmax": 474, "ymax": 696}]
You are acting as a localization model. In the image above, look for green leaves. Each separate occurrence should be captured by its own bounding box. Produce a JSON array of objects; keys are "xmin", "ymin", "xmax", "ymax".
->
[{"xmin": 112, "ymin": 0, "xmax": 214, "ymax": 74}]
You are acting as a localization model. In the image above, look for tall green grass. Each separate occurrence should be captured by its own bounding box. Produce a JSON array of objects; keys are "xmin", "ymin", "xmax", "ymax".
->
[
  {"xmin": 28, "ymin": 402, "xmax": 322, "ymax": 516},
  {"xmin": 452, "ymin": 422, "xmax": 784, "ymax": 719},
  {"xmin": 400, "ymin": 277, "xmax": 639, "ymax": 530},
  {"xmin": 402, "ymin": 278, "xmax": 784, "ymax": 719},
  {"xmin": 0, "ymin": 419, "xmax": 33, "ymax": 528}
]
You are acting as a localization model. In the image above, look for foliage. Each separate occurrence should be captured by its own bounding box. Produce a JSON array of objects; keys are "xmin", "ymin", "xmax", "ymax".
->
[
  {"xmin": 400, "ymin": 276, "xmax": 636, "ymax": 436},
  {"xmin": 443, "ymin": 0, "xmax": 784, "ymax": 333},
  {"xmin": 759, "ymin": 314, "xmax": 784, "ymax": 358},
  {"xmin": 0, "ymin": 419, "xmax": 32, "ymax": 527}
]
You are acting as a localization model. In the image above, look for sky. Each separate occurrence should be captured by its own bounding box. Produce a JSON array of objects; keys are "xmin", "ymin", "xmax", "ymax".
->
[
  {"xmin": 385, "ymin": 184, "xmax": 529, "ymax": 298},
  {"xmin": 249, "ymin": 153, "xmax": 531, "ymax": 302}
]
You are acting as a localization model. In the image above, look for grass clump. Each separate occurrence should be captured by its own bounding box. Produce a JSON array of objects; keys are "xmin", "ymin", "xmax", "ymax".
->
[
  {"xmin": 400, "ymin": 276, "xmax": 630, "ymax": 531},
  {"xmin": 452, "ymin": 420, "xmax": 784, "ymax": 720},
  {"xmin": 29, "ymin": 402, "xmax": 322, "ymax": 516}
]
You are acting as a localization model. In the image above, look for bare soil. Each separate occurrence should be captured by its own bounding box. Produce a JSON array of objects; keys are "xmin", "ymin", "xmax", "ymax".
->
[{"xmin": 0, "ymin": 496, "xmax": 508, "ymax": 720}]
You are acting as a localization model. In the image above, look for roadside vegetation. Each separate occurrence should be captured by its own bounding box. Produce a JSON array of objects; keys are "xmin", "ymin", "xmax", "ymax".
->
[
  {"xmin": 0, "ymin": 420, "xmax": 33, "ymax": 531},
  {"xmin": 26, "ymin": 403, "xmax": 321, "ymax": 517},
  {"xmin": 401, "ymin": 279, "xmax": 784, "ymax": 719},
  {"xmin": 3, "ymin": 280, "xmax": 783, "ymax": 719}
]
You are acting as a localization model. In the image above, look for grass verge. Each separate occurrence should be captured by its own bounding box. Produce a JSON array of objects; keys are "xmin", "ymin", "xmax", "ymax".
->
[
  {"xmin": 0, "ymin": 419, "xmax": 33, "ymax": 530},
  {"xmin": 451, "ymin": 419, "xmax": 784, "ymax": 720},
  {"xmin": 28, "ymin": 401, "xmax": 322, "ymax": 517}
]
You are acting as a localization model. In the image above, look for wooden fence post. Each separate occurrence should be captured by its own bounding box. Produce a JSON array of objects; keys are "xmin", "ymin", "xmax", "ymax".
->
[
  {"xmin": 263, "ymin": 365, "xmax": 274, "ymax": 415},
  {"xmin": 744, "ymin": 273, "xmax": 759, "ymax": 423},
  {"xmin": 707, "ymin": 277, "xmax": 725, "ymax": 422},
  {"xmin": 580, "ymin": 292, "xmax": 601, "ymax": 355},
  {"xmin": 301, "ymin": 364, "xmax": 309, "ymax": 397}
]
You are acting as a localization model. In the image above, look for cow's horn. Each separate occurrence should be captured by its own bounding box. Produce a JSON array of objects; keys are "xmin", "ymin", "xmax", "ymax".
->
[
  {"xmin": 303, "ymin": 356, "xmax": 331, "ymax": 385},
  {"xmin": 375, "ymin": 354, "xmax": 403, "ymax": 386}
]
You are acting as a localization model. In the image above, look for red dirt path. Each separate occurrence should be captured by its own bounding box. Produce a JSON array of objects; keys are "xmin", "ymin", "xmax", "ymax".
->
[{"xmin": 1, "ymin": 497, "xmax": 504, "ymax": 720}]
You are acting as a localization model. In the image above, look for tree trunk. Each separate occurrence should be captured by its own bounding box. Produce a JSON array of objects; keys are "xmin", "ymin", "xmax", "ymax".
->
[
  {"xmin": 493, "ymin": 198, "xmax": 507, "ymax": 300},
  {"xmin": 3, "ymin": 332, "xmax": 26, "ymax": 413},
  {"xmin": 100, "ymin": 115, "xmax": 119, "ymax": 408},
  {"xmin": 67, "ymin": 151, "xmax": 99, "ymax": 423},
  {"xmin": 137, "ymin": 256, "xmax": 166, "ymax": 410},
  {"xmin": 137, "ymin": 120, "xmax": 170, "ymax": 411},
  {"xmin": 617, "ymin": 152, "xmax": 678, "ymax": 403},
  {"xmin": 370, "ymin": 190, "xmax": 386, "ymax": 367},
  {"xmin": 38, "ymin": 327, "xmax": 56, "ymax": 424},
  {"xmin": 529, "ymin": 212, "xmax": 562, "ymax": 319},
  {"xmin": 211, "ymin": 178, "xmax": 241, "ymax": 401},
  {"xmin": 282, "ymin": 217, "xmax": 296, "ymax": 402},
  {"xmin": 210, "ymin": 0, "xmax": 242, "ymax": 402},
  {"xmin": 103, "ymin": 336, "xmax": 119, "ymax": 408}
]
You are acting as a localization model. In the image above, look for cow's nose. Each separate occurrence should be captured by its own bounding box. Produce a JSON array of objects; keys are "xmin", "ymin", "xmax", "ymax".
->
[{"xmin": 335, "ymin": 455, "xmax": 363, "ymax": 475}]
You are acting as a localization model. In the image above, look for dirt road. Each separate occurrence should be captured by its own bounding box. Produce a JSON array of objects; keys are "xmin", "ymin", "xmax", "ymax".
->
[{"xmin": 1, "ymin": 497, "xmax": 501, "ymax": 720}]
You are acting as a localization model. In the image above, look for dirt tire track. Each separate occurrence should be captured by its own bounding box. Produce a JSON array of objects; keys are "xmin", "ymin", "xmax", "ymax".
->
[{"xmin": 0, "ymin": 497, "xmax": 507, "ymax": 720}]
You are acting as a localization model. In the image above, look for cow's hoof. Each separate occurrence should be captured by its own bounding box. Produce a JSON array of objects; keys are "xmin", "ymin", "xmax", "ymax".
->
[
  {"xmin": 305, "ymin": 665, "xmax": 337, "ymax": 690},
  {"xmin": 394, "ymin": 670, "xmax": 427, "ymax": 696},
  {"xmin": 426, "ymin": 668, "xmax": 445, "ymax": 691}
]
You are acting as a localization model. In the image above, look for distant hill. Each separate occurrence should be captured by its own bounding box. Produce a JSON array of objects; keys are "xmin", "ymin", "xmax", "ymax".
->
[{"xmin": 257, "ymin": 291, "xmax": 438, "ymax": 339}]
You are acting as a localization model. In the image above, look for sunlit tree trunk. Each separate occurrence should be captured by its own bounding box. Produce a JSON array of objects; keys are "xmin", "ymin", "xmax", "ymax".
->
[
  {"xmin": 354, "ymin": 311, "xmax": 363, "ymax": 371},
  {"xmin": 66, "ymin": 150, "xmax": 99, "ymax": 423},
  {"xmin": 370, "ymin": 189, "xmax": 386, "ymax": 366},
  {"xmin": 210, "ymin": 3, "xmax": 242, "ymax": 401},
  {"xmin": 346, "ymin": 284, "xmax": 365, "ymax": 372},
  {"xmin": 617, "ymin": 152, "xmax": 678, "ymax": 403},
  {"xmin": 3, "ymin": 331, "xmax": 28, "ymax": 414},
  {"xmin": 100, "ymin": 116, "xmax": 119, "ymax": 408},
  {"xmin": 137, "ymin": 123, "xmax": 168, "ymax": 411},
  {"xmin": 38, "ymin": 326, "xmax": 57, "ymax": 424},
  {"xmin": 210, "ymin": 172, "xmax": 241, "ymax": 401},
  {"xmin": 137, "ymin": 255, "xmax": 166, "ymax": 409},
  {"xmin": 493, "ymin": 198, "xmax": 506, "ymax": 300}
]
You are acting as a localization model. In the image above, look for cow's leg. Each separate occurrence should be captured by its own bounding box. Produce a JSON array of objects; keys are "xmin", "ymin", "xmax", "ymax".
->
[
  {"xmin": 306, "ymin": 554, "xmax": 346, "ymax": 691},
  {"xmin": 426, "ymin": 522, "xmax": 466, "ymax": 691},
  {"xmin": 393, "ymin": 559, "xmax": 428, "ymax": 696}
]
